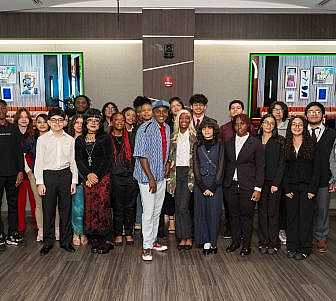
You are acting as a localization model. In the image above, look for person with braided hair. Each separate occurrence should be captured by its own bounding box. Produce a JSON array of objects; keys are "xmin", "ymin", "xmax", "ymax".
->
[{"xmin": 110, "ymin": 112, "xmax": 139, "ymax": 246}]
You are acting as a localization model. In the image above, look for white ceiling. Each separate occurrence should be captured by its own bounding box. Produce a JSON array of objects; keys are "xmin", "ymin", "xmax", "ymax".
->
[{"xmin": 1, "ymin": 0, "xmax": 336, "ymax": 13}]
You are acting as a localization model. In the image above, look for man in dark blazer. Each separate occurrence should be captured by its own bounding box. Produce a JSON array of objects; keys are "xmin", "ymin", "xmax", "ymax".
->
[
  {"xmin": 223, "ymin": 113, "xmax": 265, "ymax": 256},
  {"xmin": 305, "ymin": 102, "xmax": 336, "ymax": 253},
  {"xmin": 189, "ymin": 94, "xmax": 217, "ymax": 130}
]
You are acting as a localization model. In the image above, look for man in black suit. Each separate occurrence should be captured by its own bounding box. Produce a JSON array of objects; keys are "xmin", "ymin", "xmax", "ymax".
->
[
  {"xmin": 305, "ymin": 102, "xmax": 336, "ymax": 253},
  {"xmin": 189, "ymin": 94, "xmax": 217, "ymax": 130},
  {"xmin": 223, "ymin": 114, "xmax": 265, "ymax": 256}
]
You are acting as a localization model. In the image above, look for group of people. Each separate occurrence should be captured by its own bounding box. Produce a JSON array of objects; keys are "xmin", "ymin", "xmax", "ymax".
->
[{"xmin": 0, "ymin": 93, "xmax": 335, "ymax": 262}]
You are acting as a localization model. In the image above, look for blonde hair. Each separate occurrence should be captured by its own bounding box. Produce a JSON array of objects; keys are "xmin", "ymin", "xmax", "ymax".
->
[{"xmin": 172, "ymin": 109, "xmax": 196, "ymax": 142}]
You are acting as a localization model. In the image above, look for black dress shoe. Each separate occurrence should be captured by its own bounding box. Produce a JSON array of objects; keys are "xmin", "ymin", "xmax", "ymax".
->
[
  {"xmin": 177, "ymin": 244, "xmax": 185, "ymax": 251},
  {"xmin": 240, "ymin": 247, "xmax": 251, "ymax": 256},
  {"xmin": 40, "ymin": 245, "xmax": 52, "ymax": 256},
  {"xmin": 210, "ymin": 247, "xmax": 218, "ymax": 254},
  {"xmin": 61, "ymin": 244, "xmax": 76, "ymax": 253},
  {"xmin": 226, "ymin": 244, "xmax": 240, "ymax": 253},
  {"xmin": 203, "ymin": 248, "xmax": 211, "ymax": 255},
  {"xmin": 185, "ymin": 244, "xmax": 192, "ymax": 251}
]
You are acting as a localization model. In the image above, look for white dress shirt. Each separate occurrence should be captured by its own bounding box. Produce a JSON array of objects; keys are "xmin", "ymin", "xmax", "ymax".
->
[
  {"xmin": 308, "ymin": 123, "xmax": 325, "ymax": 142},
  {"xmin": 34, "ymin": 130, "xmax": 78, "ymax": 185},
  {"xmin": 176, "ymin": 130, "xmax": 190, "ymax": 167},
  {"xmin": 233, "ymin": 133, "xmax": 250, "ymax": 181},
  {"xmin": 233, "ymin": 133, "xmax": 261, "ymax": 192}
]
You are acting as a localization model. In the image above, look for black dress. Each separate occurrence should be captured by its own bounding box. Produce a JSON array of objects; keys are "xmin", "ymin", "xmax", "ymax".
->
[{"xmin": 193, "ymin": 140, "xmax": 225, "ymax": 246}]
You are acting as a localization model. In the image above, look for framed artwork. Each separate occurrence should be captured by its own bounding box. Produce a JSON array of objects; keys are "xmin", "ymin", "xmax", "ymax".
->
[
  {"xmin": 300, "ymin": 69, "xmax": 310, "ymax": 99},
  {"xmin": 285, "ymin": 66, "xmax": 298, "ymax": 88},
  {"xmin": 285, "ymin": 90, "xmax": 295, "ymax": 102},
  {"xmin": 313, "ymin": 66, "xmax": 334, "ymax": 85},
  {"xmin": 316, "ymin": 87, "xmax": 328, "ymax": 102},
  {"xmin": 19, "ymin": 71, "xmax": 39, "ymax": 96},
  {"xmin": 1, "ymin": 86, "xmax": 13, "ymax": 101},
  {"xmin": 0, "ymin": 65, "xmax": 17, "ymax": 84}
]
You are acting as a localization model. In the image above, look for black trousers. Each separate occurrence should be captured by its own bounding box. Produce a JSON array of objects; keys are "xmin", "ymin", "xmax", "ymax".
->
[
  {"xmin": 0, "ymin": 175, "xmax": 18, "ymax": 234},
  {"xmin": 43, "ymin": 168, "xmax": 72, "ymax": 247},
  {"xmin": 286, "ymin": 191, "xmax": 314, "ymax": 254},
  {"xmin": 225, "ymin": 182, "xmax": 255, "ymax": 248},
  {"xmin": 175, "ymin": 166, "xmax": 192, "ymax": 240},
  {"xmin": 158, "ymin": 191, "xmax": 175, "ymax": 237},
  {"xmin": 258, "ymin": 181, "xmax": 281, "ymax": 248},
  {"xmin": 111, "ymin": 177, "xmax": 138, "ymax": 236},
  {"xmin": 279, "ymin": 190, "xmax": 287, "ymax": 230}
]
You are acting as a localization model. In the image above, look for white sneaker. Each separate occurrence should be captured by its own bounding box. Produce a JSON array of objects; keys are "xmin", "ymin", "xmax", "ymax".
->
[
  {"xmin": 142, "ymin": 249, "xmax": 153, "ymax": 261},
  {"xmin": 152, "ymin": 242, "xmax": 168, "ymax": 251},
  {"xmin": 279, "ymin": 230, "xmax": 287, "ymax": 245},
  {"xmin": 36, "ymin": 231, "xmax": 43, "ymax": 242},
  {"xmin": 134, "ymin": 224, "xmax": 141, "ymax": 230}
]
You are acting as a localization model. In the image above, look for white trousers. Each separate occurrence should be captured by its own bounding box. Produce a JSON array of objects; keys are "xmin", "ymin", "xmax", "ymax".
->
[{"xmin": 139, "ymin": 179, "xmax": 166, "ymax": 249}]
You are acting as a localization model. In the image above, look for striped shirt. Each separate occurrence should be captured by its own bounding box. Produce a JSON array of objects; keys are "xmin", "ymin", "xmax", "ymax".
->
[{"xmin": 133, "ymin": 119, "xmax": 170, "ymax": 184}]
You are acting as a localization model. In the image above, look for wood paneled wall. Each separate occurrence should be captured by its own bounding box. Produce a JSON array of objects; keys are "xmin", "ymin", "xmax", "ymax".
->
[
  {"xmin": 0, "ymin": 13, "xmax": 142, "ymax": 39},
  {"xmin": 195, "ymin": 14, "xmax": 336, "ymax": 40},
  {"xmin": 142, "ymin": 9, "xmax": 195, "ymax": 103},
  {"xmin": 1, "ymin": 12, "xmax": 336, "ymax": 40}
]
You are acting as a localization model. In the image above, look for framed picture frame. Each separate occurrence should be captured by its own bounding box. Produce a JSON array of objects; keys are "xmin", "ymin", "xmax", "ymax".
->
[
  {"xmin": 285, "ymin": 66, "xmax": 298, "ymax": 89},
  {"xmin": 0, "ymin": 66, "xmax": 16, "ymax": 84},
  {"xmin": 1, "ymin": 86, "xmax": 14, "ymax": 102},
  {"xmin": 313, "ymin": 66, "xmax": 334, "ymax": 85},
  {"xmin": 285, "ymin": 90, "xmax": 295, "ymax": 103},
  {"xmin": 300, "ymin": 69, "xmax": 310, "ymax": 99},
  {"xmin": 316, "ymin": 87, "xmax": 328, "ymax": 102},
  {"xmin": 19, "ymin": 71, "xmax": 39, "ymax": 96}
]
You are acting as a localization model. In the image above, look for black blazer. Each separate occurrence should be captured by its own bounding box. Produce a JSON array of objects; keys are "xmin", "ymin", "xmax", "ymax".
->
[
  {"xmin": 75, "ymin": 133, "xmax": 113, "ymax": 181},
  {"xmin": 282, "ymin": 145, "xmax": 320, "ymax": 194},
  {"xmin": 262, "ymin": 136, "xmax": 285, "ymax": 187},
  {"xmin": 193, "ymin": 115, "xmax": 217, "ymax": 131},
  {"xmin": 224, "ymin": 135, "xmax": 265, "ymax": 191},
  {"xmin": 314, "ymin": 127, "xmax": 336, "ymax": 187}
]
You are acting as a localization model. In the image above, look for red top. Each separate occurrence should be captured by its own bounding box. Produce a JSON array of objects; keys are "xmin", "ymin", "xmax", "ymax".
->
[{"xmin": 159, "ymin": 123, "xmax": 167, "ymax": 162}]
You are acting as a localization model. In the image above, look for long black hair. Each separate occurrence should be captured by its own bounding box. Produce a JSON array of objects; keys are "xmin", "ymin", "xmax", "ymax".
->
[
  {"xmin": 258, "ymin": 113, "xmax": 278, "ymax": 138},
  {"xmin": 284, "ymin": 115, "xmax": 314, "ymax": 160},
  {"xmin": 68, "ymin": 114, "xmax": 83, "ymax": 137}
]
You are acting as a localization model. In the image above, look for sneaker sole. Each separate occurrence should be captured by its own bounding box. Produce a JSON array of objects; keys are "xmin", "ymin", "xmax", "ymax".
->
[
  {"xmin": 142, "ymin": 256, "xmax": 153, "ymax": 261},
  {"xmin": 153, "ymin": 248, "xmax": 168, "ymax": 252},
  {"xmin": 6, "ymin": 241, "xmax": 18, "ymax": 246}
]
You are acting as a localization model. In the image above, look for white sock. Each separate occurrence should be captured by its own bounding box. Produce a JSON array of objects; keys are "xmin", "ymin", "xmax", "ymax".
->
[{"xmin": 204, "ymin": 243, "xmax": 211, "ymax": 249}]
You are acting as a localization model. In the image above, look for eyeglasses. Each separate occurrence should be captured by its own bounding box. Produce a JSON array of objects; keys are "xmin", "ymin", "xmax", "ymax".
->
[
  {"xmin": 50, "ymin": 118, "xmax": 64, "ymax": 124},
  {"xmin": 272, "ymin": 108, "xmax": 283, "ymax": 112},
  {"xmin": 307, "ymin": 110, "xmax": 322, "ymax": 116},
  {"xmin": 87, "ymin": 118, "xmax": 100, "ymax": 123},
  {"xmin": 292, "ymin": 123, "xmax": 304, "ymax": 128}
]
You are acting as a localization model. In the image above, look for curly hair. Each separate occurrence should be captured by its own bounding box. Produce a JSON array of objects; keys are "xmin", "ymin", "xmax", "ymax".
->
[
  {"xmin": 13, "ymin": 107, "xmax": 34, "ymax": 138},
  {"xmin": 197, "ymin": 119, "xmax": 219, "ymax": 145},
  {"xmin": 232, "ymin": 113, "xmax": 252, "ymax": 134},
  {"xmin": 268, "ymin": 101, "xmax": 288, "ymax": 121},
  {"xmin": 284, "ymin": 115, "xmax": 314, "ymax": 160},
  {"xmin": 189, "ymin": 94, "xmax": 208, "ymax": 106}
]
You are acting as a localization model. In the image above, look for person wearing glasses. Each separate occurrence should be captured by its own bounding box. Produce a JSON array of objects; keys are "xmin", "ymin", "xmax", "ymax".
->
[
  {"xmin": 305, "ymin": 102, "xmax": 336, "ymax": 253},
  {"xmin": 75, "ymin": 109, "xmax": 113, "ymax": 254},
  {"xmin": 283, "ymin": 116, "xmax": 320, "ymax": 260},
  {"xmin": 34, "ymin": 108, "xmax": 78, "ymax": 256},
  {"xmin": 257, "ymin": 114, "xmax": 285, "ymax": 255},
  {"xmin": 269, "ymin": 101, "xmax": 289, "ymax": 246}
]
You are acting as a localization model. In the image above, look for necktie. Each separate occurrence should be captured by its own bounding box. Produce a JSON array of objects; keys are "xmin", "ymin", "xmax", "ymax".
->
[
  {"xmin": 311, "ymin": 128, "xmax": 318, "ymax": 143},
  {"xmin": 196, "ymin": 119, "xmax": 200, "ymax": 128}
]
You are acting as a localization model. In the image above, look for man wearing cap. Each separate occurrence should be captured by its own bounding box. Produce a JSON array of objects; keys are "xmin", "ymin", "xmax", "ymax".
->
[{"xmin": 133, "ymin": 99, "xmax": 170, "ymax": 261}]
